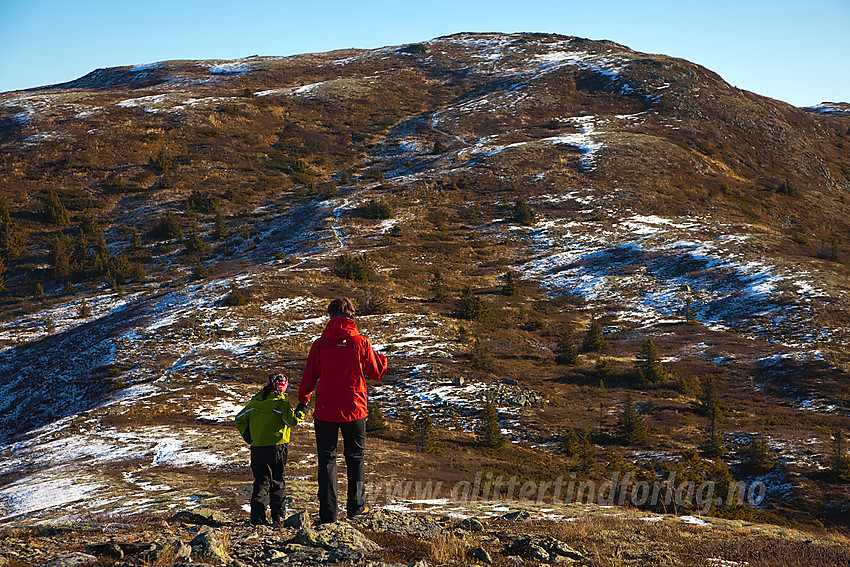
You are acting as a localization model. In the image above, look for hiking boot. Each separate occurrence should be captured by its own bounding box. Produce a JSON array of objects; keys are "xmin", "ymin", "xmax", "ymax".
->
[
  {"xmin": 250, "ymin": 517, "xmax": 271, "ymax": 526},
  {"xmin": 347, "ymin": 504, "xmax": 370, "ymax": 520}
]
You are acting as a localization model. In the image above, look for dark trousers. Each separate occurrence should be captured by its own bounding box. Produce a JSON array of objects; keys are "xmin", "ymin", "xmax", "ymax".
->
[
  {"xmin": 314, "ymin": 418, "xmax": 366, "ymax": 523},
  {"xmin": 250, "ymin": 444, "xmax": 288, "ymax": 522}
]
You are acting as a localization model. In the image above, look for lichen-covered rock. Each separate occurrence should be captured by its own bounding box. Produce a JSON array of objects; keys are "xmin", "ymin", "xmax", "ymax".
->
[
  {"xmin": 189, "ymin": 526, "xmax": 230, "ymax": 564},
  {"xmin": 357, "ymin": 508, "xmax": 442, "ymax": 539},
  {"xmin": 291, "ymin": 527, "xmax": 322, "ymax": 548},
  {"xmin": 142, "ymin": 538, "xmax": 191, "ymax": 564},
  {"xmin": 290, "ymin": 523, "xmax": 380, "ymax": 553},
  {"xmin": 328, "ymin": 546, "xmax": 367, "ymax": 564},
  {"xmin": 457, "ymin": 517, "xmax": 485, "ymax": 532},
  {"xmin": 527, "ymin": 543, "xmax": 550, "ymax": 562}
]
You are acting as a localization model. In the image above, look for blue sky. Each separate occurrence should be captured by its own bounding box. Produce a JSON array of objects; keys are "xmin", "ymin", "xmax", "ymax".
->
[{"xmin": 0, "ymin": 0, "xmax": 847, "ymax": 107}]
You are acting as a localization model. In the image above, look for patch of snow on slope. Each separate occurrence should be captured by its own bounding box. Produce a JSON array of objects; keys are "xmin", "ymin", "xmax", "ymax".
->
[
  {"xmin": 0, "ymin": 472, "xmax": 102, "ymax": 519},
  {"xmin": 207, "ymin": 62, "xmax": 255, "ymax": 75},
  {"xmin": 515, "ymin": 214, "xmax": 830, "ymax": 346},
  {"xmin": 546, "ymin": 116, "xmax": 604, "ymax": 169},
  {"xmin": 116, "ymin": 94, "xmax": 175, "ymax": 112},
  {"xmin": 293, "ymin": 81, "xmax": 328, "ymax": 96}
]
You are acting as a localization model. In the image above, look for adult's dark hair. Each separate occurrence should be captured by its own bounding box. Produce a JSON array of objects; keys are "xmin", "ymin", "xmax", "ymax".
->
[{"xmin": 328, "ymin": 297, "xmax": 356, "ymax": 318}]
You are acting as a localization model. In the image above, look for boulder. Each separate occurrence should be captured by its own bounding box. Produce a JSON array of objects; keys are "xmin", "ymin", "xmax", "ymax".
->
[
  {"xmin": 291, "ymin": 527, "xmax": 321, "ymax": 548},
  {"xmin": 456, "ymin": 517, "xmax": 485, "ymax": 532},
  {"xmin": 39, "ymin": 553, "xmax": 97, "ymax": 567},
  {"xmin": 283, "ymin": 510, "xmax": 310, "ymax": 529},
  {"xmin": 328, "ymin": 546, "xmax": 367, "ymax": 564},
  {"xmin": 173, "ymin": 507, "xmax": 231, "ymax": 527},
  {"xmin": 289, "ymin": 523, "xmax": 380, "ymax": 553},
  {"xmin": 85, "ymin": 543, "xmax": 123, "ymax": 559},
  {"xmin": 190, "ymin": 527, "xmax": 230, "ymax": 564},
  {"xmin": 500, "ymin": 510, "xmax": 531, "ymax": 521},
  {"xmin": 358, "ymin": 508, "xmax": 442, "ymax": 539},
  {"xmin": 468, "ymin": 546, "xmax": 493, "ymax": 564},
  {"xmin": 117, "ymin": 542, "xmax": 156, "ymax": 556},
  {"xmin": 505, "ymin": 536, "xmax": 584, "ymax": 562},
  {"xmin": 527, "ymin": 543, "xmax": 550, "ymax": 562}
]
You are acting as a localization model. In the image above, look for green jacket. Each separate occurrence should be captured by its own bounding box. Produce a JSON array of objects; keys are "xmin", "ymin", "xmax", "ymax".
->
[{"xmin": 234, "ymin": 391, "xmax": 303, "ymax": 446}]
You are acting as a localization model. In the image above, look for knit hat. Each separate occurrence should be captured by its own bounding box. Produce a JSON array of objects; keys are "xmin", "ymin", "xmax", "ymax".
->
[{"xmin": 268, "ymin": 373, "xmax": 289, "ymax": 393}]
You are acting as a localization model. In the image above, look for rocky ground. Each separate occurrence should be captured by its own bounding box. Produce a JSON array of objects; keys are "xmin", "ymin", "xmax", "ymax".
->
[{"xmin": 3, "ymin": 503, "xmax": 850, "ymax": 567}]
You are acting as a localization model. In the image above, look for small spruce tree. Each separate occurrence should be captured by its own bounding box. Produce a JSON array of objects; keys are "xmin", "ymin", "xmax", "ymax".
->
[
  {"xmin": 501, "ymin": 270, "xmax": 521, "ymax": 297},
  {"xmin": 512, "ymin": 197, "xmax": 536, "ymax": 225},
  {"xmin": 333, "ymin": 254, "xmax": 376, "ymax": 283},
  {"xmin": 76, "ymin": 299, "xmax": 92, "ymax": 318},
  {"xmin": 400, "ymin": 411, "xmax": 417, "ymax": 444},
  {"xmin": 49, "ymin": 235, "xmax": 72, "ymax": 281},
  {"xmin": 469, "ymin": 338, "xmax": 495, "ymax": 371},
  {"xmin": 594, "ymin": 357, "xmax": 614, "ymax": 380},
  {"xmin": 184, "ymin": 228, "xmax": 209, "ymax": 258},
  {"xmin": 743, "ymin": 434, "xmax": 776, "ymax": 476},
  {"xmin": 830, "ymin": 429, "xmax": 850, "ymax": 483},
  {"xmin": 634, "ymin": 338, "xmax": 666, "ymax": 384},
  {"xmin": 34, "ymin": 282, "xmax": 46, "ymax": 301},
  {"xmin": 212, "ymin": 213, "xmax": 230, "ymax": 241},
  {"xmin": 0, "ymin": 197, "xmax": 10, "ymax": 225},
  {"xmin": 453, "ymin": 286, "xmax": 490, "ymax": 321},
  {"xmin": 580, "ymin": 318, "xmax": 607, "ymax": 353},
  {"xmin": 366, "ymin": 402, "xmax": 390, "ymax": 434},
  {"xmin": 0, "ymin": 219, "xmax": 24, "ymax": 261},
  {"xmin": 560, "ymin": 426, "xmax": 591, "ymax": 457},
  {"xmin": 555, "ymin": 329, "xmax": 580, "ymax": 366},
  {"xmin": 414, "ymin": 413, "xmax": 443, "ymax": 455},
  {"xmin": 359, "ymin": 288, "xmax": 391, "ymax": 315},
  {"xmin": 477, "ymin": 402, "xmax": 506, "ymax": 450},
  {"xmin": 616, "ymin": 392, "xmax": 649, "ymax": 446},
  {"xmin": 429, "ymin": 269, "xmax": 449, "ymax": 303},
  {"xmin": 148, "ymin": 213, "xmax": 184, "ymax": 241},
  {"xmin": 43, "ymin": 189, "xmax": 70, "ymax": 226},
  {"xmin": 699, "ymin": 408, "xmax": 727, "ymax": 458},
  {"xmin": 360, "ymin": 199, "xmax": 393, "ymax": 219},
  {"xmin": 223, "ymin": 283, "xmax": 249, "ymax": 306},
  {"xmin": 699, "ymin": 376, "xmax": 722, "ymax": 417}
]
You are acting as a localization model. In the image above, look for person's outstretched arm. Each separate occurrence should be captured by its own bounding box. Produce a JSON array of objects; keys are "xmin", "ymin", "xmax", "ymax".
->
[
  {"xmin": 363, "ymin": 339, "xmax": 387, "ymax": 380},
  {"xmin": 299, "ymin": 341, "xmax": 321, "ymax": 404}
]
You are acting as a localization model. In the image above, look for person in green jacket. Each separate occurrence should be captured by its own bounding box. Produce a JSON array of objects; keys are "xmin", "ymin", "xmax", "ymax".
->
[{"xmin": 235, "ymin": 373, "xmax": 304, "ymax": 526}]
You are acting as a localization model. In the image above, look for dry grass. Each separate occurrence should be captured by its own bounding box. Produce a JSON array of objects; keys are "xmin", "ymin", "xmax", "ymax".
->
[{"xmin": 429, "ymin": 532, "xmax": 468, "ymax": 564}]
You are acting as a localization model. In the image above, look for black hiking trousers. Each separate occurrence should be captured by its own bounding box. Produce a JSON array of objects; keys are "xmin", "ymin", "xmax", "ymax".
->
[
  {"xmin": 315, "ymin": 417, "xmax": 367, "ymax": 523},
  {"xmin": 250, "ymin": 443, "xmax": 288, "ymax": 523}
]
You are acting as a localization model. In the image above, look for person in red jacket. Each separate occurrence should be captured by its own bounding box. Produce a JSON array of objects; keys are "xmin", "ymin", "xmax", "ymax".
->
[{"xmin": 298, "ymin": 297, "xmax": 387, "ymax": 523}]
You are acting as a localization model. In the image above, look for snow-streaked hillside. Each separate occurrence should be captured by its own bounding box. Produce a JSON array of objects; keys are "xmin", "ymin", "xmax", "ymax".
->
[{"xmin": 1, "ymin": 32, "xmax": 849, "ymax": 527}]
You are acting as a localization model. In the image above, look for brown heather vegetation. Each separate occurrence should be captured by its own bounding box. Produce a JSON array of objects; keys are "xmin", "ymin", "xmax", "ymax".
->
[{"xmin": 1, "ymin": 33, "xmax": 849, "ymax": 554}]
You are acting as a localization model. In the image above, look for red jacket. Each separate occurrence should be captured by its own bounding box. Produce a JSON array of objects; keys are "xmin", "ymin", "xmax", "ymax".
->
[{"xmin": 299, "ymin": 317, "xmax": 387, "ymax": 422}]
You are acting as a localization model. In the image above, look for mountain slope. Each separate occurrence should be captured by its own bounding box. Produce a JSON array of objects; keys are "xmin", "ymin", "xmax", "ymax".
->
[{"xmin": 0, "ymin": 32, "xmax": 849, "ymax": 530}]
